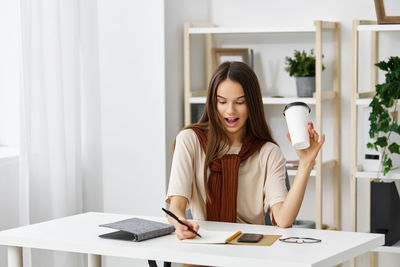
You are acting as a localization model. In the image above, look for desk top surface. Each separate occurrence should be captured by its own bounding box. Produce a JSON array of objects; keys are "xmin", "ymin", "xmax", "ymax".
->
[{"xmin": 0, "ymin": 212, "xmax": 384, "ymax": 267}]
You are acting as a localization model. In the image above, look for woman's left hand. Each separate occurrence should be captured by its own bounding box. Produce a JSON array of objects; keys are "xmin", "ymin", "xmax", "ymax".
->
[{"xmin": 286, "ymin": 122, "xmax": 325, "ymax": 164}]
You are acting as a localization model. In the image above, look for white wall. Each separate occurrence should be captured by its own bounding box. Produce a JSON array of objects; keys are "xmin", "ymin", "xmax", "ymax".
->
[
  {"xmin": 97, "ymin": 1, "xmax": 167, "ymax": 266},
  {"xmin": 80, "ymin": 0, "xmax": 104, "ymax": 213},
  {"xmin": 98, "ymin": 0, "xmax": 166, "ymax": 217},
  {"xmin": 165, "ymin": 0, "xmax": 211, "ymax": 188}
]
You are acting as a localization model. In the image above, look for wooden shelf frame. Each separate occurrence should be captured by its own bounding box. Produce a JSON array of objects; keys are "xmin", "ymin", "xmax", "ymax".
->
[
  {"xmin": 183, "ymin": 20, "xmax": 341, "ymax": 231},
  {"xmin": 350, "ymin": 20, "xmax": 400, "ymax": 266},
  {"xmin": 351, "ymin": 19, "xmax": 377, "ymax": 235}
]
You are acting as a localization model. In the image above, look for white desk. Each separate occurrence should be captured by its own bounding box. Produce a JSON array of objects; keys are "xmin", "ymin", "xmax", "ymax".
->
[{"xmin": 0, "ymin": 212, "xmax": 384, "ymax": 267}]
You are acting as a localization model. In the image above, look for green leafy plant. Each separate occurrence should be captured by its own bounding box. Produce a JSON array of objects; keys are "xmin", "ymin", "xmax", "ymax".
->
[
  {"xmin": 284, "ymin": 49, "xmax": 325, "ymax": 77},
  {"xmin": 368, "ymin": 56, "xmax": 400, "ymax": 175}
]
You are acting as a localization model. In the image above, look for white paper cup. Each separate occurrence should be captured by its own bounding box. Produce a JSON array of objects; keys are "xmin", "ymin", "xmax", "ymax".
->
[{"xmin": 283, "ymin": 102, "xmax": 311, "ymax": 150}]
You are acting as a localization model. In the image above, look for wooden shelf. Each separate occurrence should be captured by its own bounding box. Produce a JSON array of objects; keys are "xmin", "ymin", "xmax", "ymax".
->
[
  {"xmin": 287, "ymin": 169, "xmax": 316, "ymax": 177},
  {"xmin": 287, "ymin": 160, "xmax": 336, "ymax": 177},
  {"xmin": 261, "ymin": 97, "xmax": 315, "ymax": 105},
  {"xmin": 355, "ymin": 98, "xmax": 372, "ymax": 106},
  {"xmin": 372, "ymin": 240, "xmax": 400, "ymax": 253},
  {"xmin": 188, "ymin": 21, "xmax": 337, "ymax": 35},
  {"xmin": 189, "ymin": 97, "xmax": 206, "ymax": 104},
  {"xmin": 188, "ymin": 26, "xmax": 317, "ymax": 35},
  {"xmin": 189, "ymin": 96, "xmax": 316, "ymax": 105},
  {"xmin": 355, "ymin": 97, "xmax": 400, "ymax": 106},
  {"xmin": 355, "ymin": 168, "xmax": 400, "ymax": 180},
  {"xmin": 190, "ymin": 92, "xmax": 337, "ymax": 104},
  {"xmin": 358, "ymin": 24, "xmax": 400, "ymax": 32}
]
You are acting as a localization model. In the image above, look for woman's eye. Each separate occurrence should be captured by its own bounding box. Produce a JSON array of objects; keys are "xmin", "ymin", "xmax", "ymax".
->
[
  {"xmin": 218, "ymin": 101, "xmax": 227, "ymax": 104},
  {"xmin": 236, "ymin": 101, "xmax": 245, "ymax": 105}
]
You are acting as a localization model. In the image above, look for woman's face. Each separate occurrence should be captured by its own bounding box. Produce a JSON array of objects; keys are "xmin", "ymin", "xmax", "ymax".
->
[{"xmin": 216, "ymin": 78, "xmax": 248, "ymax": 143}]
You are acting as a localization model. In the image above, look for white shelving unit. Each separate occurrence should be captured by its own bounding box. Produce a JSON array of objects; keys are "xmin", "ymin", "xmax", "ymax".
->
[
  {"xmin": 350, "ymin": 20, "xmax": 400, "ymax": 267},
  {"xmin": 184, "ymin": 21, "xmax": 341, "ymax": 230}
]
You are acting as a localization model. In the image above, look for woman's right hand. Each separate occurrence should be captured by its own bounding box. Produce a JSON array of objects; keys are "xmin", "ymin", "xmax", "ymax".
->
[
  {"xmin": 168, "ymin": 196, "xmax": 200, "ymax": 240},
  {"xmin": 172, "ymin": 218, "xmax": 200, "ymax": 240}
]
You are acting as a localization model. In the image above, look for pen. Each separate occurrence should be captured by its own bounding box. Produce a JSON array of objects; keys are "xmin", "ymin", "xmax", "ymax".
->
[{"xmin": 161, "ymin": 208, "xmax": 201, "ymax": 238}]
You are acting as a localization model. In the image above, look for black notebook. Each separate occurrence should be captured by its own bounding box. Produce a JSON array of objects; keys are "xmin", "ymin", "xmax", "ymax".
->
[{"xmin": 99, "ymin": 217, "xmax": 175, "ymax": 242}]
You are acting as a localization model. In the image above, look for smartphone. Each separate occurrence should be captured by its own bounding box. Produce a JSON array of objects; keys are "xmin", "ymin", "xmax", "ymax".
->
[{"xmin": 237, "ymin": 233, "xmax": 263, "ymax": 243}]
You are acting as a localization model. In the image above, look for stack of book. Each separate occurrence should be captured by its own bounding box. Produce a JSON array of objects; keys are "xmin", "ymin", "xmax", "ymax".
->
[{"xmin": 286, "ymin": 160, "xmax": 299, "ymax": 170}]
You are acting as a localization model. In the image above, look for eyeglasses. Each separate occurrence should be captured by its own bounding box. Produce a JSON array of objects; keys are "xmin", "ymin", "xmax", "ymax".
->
[{"xmin": 279, "ymin": 237, "xmax": 322, "ymax": 244}]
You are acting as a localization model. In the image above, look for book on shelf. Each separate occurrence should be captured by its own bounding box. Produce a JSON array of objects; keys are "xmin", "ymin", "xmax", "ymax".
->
[
  {"xmin": 286, "ymin": 160, "xmax": 299, "ymax": 170},
  {"xmin": 250, "ymin": 48, "xmax": 254, "ymax": 69}
]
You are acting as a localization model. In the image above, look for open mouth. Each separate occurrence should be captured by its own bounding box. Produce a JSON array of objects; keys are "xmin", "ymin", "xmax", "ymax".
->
[{"xmin": 225, "ymin": 117, "xmax": 239, "ymax": 127}]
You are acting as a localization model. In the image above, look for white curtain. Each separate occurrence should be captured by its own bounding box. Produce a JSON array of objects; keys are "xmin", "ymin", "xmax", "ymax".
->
[{"xmin": 19, "ymin": 0, "xmax": 86, "ymax": 266}]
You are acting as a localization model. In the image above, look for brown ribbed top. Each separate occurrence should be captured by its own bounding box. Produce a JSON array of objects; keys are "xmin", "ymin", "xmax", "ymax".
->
[{"xmin": 191, "ymin": 127, "xmax": 266, "ymax": 222}]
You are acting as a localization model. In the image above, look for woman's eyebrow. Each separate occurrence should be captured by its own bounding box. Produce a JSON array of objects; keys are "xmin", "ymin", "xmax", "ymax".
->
[{"xmin": 217, "ymin": 95, "xmax": 245, "ymax": 99}]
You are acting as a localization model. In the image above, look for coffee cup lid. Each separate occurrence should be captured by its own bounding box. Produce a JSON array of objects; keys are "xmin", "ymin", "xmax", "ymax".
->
[{"xmin": 283, "ymin": 102, "xmax": 311, "ymax": 116}]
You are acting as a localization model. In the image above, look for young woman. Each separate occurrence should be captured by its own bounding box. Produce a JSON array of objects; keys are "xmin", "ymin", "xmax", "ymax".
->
[{"xmin": 166, "ymin": 61, "xmax": 324, "ymax": 241}]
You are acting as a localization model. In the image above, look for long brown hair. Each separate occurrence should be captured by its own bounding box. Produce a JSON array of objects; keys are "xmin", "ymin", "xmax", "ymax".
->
[{"xmin": 176, "ymin": 61, "xmax": 277, "ymax": 203}]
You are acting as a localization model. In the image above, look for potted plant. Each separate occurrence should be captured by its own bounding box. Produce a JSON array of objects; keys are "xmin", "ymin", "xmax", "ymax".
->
[
  {"xmin": 284, "ymin": 49, "xmax": 325, "ymax": 97},
  {"xmin": 368, "ymin": 58, "xmax": 400, "ymax": 246},
  {"xmin": 367, "ymin": 56, "xmax": 400, "ymax": 175}
]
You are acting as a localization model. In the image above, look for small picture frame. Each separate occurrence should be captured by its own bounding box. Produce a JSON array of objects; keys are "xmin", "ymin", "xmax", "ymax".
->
[
  {"xmin": 374, "ymin": 0, "xmax": 400, "ymax": 24},
  {"xmin": 212, "ymin": 48, "xmax": 253, "ymax": 70}
]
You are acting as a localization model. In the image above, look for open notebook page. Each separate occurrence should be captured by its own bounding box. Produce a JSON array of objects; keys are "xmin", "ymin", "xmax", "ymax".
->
[{"xmin": 182, "ymin": 229, "xmax": 241, "ymax": 244}]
